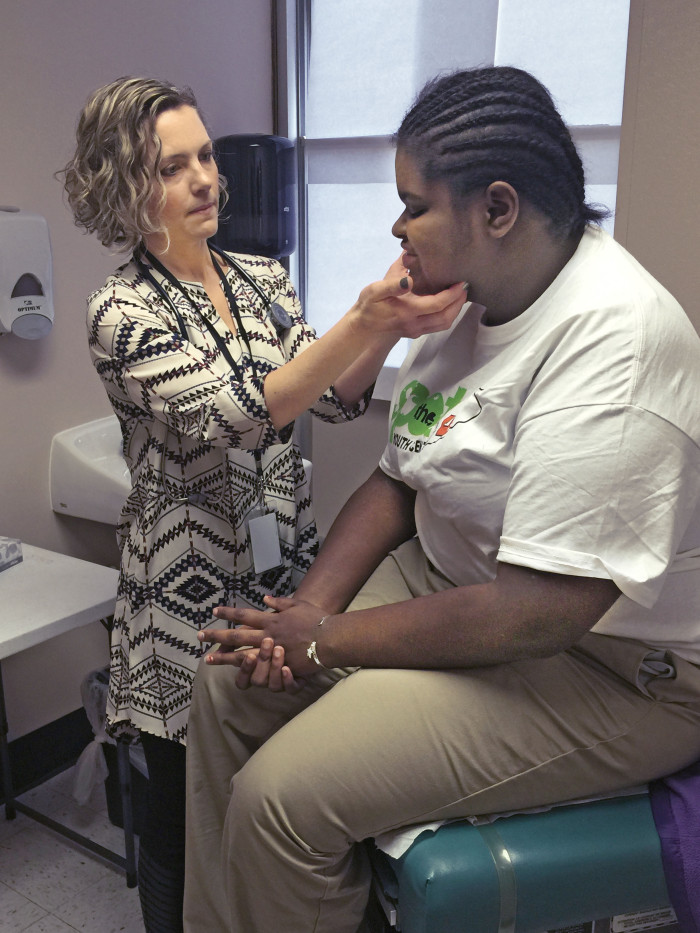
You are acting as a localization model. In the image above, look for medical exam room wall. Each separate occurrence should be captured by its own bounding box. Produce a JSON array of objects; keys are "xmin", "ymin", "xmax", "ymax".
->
[
  {"xmin": 0, "ymin": 0, "xmax": 273, "ymax": 740},
  {"xmin": 309, "ymin": 0, "xmax": 700, "ymax": 540}
]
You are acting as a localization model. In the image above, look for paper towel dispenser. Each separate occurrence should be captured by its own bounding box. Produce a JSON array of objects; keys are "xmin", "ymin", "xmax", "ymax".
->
[
  {"xmin": 211, "ymin": 135, "xmax": 297, "ymax": 258},
  {"xmin": 0, "ymin": 207, "xmax": 54, "ymax": 339}
]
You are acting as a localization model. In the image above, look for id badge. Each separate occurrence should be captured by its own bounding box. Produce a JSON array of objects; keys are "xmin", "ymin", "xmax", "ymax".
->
[{"xmin": 247, "ymin": 509, "xmax": 282, "ymax": 574}]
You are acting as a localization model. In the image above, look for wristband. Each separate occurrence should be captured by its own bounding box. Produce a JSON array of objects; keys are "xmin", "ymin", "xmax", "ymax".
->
[{"xmin": 306, "ymin": 617, "xmax": 328, "ymax": 669}]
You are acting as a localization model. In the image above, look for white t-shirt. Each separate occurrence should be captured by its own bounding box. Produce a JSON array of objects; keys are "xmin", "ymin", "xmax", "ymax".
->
[{"xmin": 380, "ymin": 227, "xmax": 700, "ymax": 662}]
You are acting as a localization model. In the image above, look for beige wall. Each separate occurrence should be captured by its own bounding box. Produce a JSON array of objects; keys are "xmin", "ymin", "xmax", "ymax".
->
[
  {"xmin": 0, "ymin": 0, "xmax": 272, "ymax": 738},
  {"xmin": 310, "ymin": 400, "xmax": 391, "ymax": 538},
  {"xmin": 311, "ymin": 0, "xmax": 700, "ymax": 534},
  {"xmin": 615, "ymin": 0, "xmax": 700, "ymax": 332}
]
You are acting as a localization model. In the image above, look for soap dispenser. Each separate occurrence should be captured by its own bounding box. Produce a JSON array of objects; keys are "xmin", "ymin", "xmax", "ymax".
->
[{"xmin": 0, "ymin": 206, "xmax": 54, "ymax": 339}]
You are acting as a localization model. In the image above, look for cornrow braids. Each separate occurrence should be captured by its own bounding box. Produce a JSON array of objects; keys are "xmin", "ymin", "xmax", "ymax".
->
[{"xmin": 396, "ymin": 66, "xmax": 609, "ymax": 239}]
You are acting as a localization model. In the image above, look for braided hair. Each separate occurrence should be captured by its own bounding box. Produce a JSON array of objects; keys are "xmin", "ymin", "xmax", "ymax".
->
[{"xmin": 396, "ymin": 66, "xmax": 609, "ymax": 239}]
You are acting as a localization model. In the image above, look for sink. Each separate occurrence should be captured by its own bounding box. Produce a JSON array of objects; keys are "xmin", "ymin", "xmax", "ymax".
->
[
  {"xmin": 49, "ymin": 416, "xmax": 130, "ymax": 525},
  {"xmin": 49, "ymin": 415, "xmax": 312, "ymax": 526}
]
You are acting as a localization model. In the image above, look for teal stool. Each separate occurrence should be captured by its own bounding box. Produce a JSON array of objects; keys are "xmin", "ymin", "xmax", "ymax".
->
[{"xmin": 370, "ymin": 794, "xmax": 672, "ymax": 932}]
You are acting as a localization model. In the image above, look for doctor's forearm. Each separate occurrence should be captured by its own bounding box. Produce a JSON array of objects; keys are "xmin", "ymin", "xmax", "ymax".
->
[
  {"xmin": 331, "ymin": 335, "xmax": 398, "ymax": 407},
  {"xmin": 263, "ymin": 314, "xmax": 370, "ymax": 430}
]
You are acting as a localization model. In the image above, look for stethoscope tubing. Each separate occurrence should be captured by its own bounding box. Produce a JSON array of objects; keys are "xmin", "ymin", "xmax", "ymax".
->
[{"xmin": 133, "ymin": 244, "xmax": 285, "ymax": 508}]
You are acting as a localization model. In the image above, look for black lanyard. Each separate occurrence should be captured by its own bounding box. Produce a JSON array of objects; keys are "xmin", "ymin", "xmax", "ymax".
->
[
  {"xmin": 135, "ymin": 246, "xmax": 276, "ymax": 496},
  {"xmin": 138, "ymin": 247, "xmax": 257, "ymax": 382},
  {"xmin": 209, "ymin": 243, "xmax": 293, "ymax": 335}
]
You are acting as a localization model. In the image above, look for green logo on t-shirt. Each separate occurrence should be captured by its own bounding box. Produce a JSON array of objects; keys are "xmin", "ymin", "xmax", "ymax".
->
[{"xmin": 390, "ymin": 380, "xmax": 467, "ymax": 438}]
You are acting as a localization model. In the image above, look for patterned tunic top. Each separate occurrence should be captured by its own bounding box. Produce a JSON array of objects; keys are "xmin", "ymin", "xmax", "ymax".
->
[{"xmin": 87, "ymin": 251, "xmax": 369, "ymax": 743}]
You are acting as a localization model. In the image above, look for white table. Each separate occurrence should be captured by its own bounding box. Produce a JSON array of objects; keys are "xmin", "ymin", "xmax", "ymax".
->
[{"xmin": 0, "ymin": 544, "xmax": 136, "ymax": 886}]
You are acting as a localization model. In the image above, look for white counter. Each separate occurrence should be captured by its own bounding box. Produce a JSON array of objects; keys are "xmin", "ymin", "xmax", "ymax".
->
[{"xmin": 0, "ymin": 544, "xmax": 118, "ymax": 660}]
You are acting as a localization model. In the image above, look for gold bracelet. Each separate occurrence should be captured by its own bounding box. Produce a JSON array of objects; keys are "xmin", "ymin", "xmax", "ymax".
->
[{"xmin": 306, "ymin": 617, "xmax": 328, "ymax": 669}]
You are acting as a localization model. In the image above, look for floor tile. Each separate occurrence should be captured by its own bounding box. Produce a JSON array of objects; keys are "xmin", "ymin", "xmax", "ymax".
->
[
  {"xmin": 0, "ymin": 820, "xmax": 118, "ymax": 911},
  {"xmin": 0, "ymin": 809, "xmax": 32, "ymax": 845},
  {"xmin": 18, "ymin": 787, "xmax": 128, "ymax": 855},
  {"xmin": 21, "ymin": 916, "xmax": 80, "ymax": 932},
  {"xmin": 0, "ymin": 881, "xmax": 48, "ymax": 930},
  {"xmin": 52, "ymin": 871, "xmax": 143, "ymax": 932},
  {"xmin": 1, "ymin": 766, "xmax": 144, "ymax": 932}
]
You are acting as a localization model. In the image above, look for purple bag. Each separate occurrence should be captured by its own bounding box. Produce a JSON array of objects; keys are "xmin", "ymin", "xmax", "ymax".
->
[{"xmin": 650, "ymin": 760, "xmax": 700, "ymax": 933}]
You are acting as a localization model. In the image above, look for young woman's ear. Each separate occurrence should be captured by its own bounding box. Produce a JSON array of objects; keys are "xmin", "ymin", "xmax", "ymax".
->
[{"xmin": 484, "ymin": 181, "xmax": 519, "ymax": 238}]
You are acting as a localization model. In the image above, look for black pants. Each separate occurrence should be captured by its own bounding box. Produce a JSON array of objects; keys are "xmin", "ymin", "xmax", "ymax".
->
[{"xmin": 138, "ymin": 732, "xmax": 187, "ymax": 933}]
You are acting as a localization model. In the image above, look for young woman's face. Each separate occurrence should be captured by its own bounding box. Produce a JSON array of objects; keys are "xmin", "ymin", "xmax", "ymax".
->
[
  {"xmin": 147, "ymin": 105, "xmax": 219, "ymax": 250},
  {"xmin": 392, "ymin": 148, "xmax": 484, "ymax": 296}
]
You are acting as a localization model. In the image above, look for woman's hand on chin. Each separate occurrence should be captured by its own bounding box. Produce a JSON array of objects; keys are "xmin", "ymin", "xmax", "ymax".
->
[{"xmin": 349, "ymin": 257, "xmax": 467, "ymax": 339}]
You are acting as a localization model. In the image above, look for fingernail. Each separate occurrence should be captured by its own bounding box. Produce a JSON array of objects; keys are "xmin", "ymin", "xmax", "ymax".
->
[
  {"xmin": 400, "ymin": 276, "xmax": 409, "ymax": 290},
  {"xmin": 462, "ymin": 281, "xmax": 470, "ymax": 292}
]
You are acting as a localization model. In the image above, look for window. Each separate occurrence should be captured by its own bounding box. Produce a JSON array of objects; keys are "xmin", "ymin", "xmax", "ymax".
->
[{"xmin": 282, "ymin": 0, "xmax": 630, "ymax": 398}]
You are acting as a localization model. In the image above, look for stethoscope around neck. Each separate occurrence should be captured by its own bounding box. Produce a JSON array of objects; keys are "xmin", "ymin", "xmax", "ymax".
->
[
  {"xmin": 134, "ymin": 241, "xmax": 293, "ymax": 372},
  {"xmin": 134, "ymin": 241, "xmax": 293, "ymax": 508}
]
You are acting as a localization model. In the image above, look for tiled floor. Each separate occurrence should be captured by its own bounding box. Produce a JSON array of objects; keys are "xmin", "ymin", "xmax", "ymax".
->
[
  {"xmin": 0, "ymin": 768, "xmax": 392, "ymax": 932},
  {"xmin": 0, "ymin": 766, "xmax": 144, "ymax": 932}
]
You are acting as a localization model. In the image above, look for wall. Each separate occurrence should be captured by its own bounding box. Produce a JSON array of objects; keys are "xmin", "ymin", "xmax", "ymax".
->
[
  {"xmin": 311, "ymin": 0, "xmax": 700, "ymax": 534},
  {"xmin": 0, "ymin": 0, "xmax": 272, "ymax": 739},
  {"xmin": 615, "ymin": 0, "xmax": 700, "ymax": 334}
]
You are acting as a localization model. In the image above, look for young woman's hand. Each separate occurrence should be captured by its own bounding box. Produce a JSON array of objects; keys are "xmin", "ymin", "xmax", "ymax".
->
[
  {"xmin": 198, "ymin": 596, "xmax": 329, "ymax": 680},
  {"xmin": 231, "ymin": 639, "xmax": 303, "ymax": 693}
]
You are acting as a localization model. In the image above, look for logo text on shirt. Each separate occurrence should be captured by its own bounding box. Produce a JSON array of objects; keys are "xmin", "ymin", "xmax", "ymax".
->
[{"xmin": 390, "ymin": 380, "xmax": 483, "ymax": 451}]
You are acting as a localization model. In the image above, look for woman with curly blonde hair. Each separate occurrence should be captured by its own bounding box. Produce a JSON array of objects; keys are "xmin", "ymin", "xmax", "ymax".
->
[
  {"xmin": 59, "ymin": 75, "xmax": 464, "ymax": 932},
  {"xmin": 63, "ymin": 77, "xmax": 229, "ymax": 253}
]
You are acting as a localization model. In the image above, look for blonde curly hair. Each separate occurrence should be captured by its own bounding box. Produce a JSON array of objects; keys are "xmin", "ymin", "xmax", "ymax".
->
[{"xmin": 59, "ymin": 76, "xmax": 227, "ymax": 253}]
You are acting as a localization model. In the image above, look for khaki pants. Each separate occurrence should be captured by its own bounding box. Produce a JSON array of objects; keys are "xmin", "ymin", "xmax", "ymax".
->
[{"xmin": 184, "ymin": 540, "xmax": 700, "ymax": 933}]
